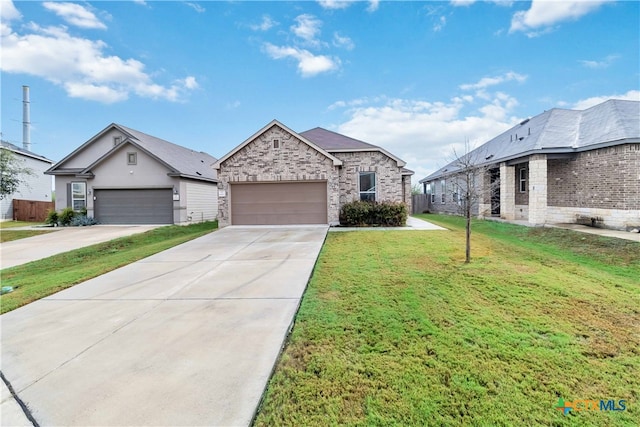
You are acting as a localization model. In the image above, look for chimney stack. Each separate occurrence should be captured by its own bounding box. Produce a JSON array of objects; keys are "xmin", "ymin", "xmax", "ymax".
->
[{"xmin": 22, "ymin": 85, "xmax": 31, "ymax": 152}]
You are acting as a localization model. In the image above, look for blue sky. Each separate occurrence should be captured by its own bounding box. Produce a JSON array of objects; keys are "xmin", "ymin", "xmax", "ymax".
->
[{"xmin": 1, "ymin": 0, "xmax": 638, "ymax": 179}]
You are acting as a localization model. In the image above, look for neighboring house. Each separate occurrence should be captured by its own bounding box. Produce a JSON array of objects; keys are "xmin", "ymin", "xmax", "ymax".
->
[
  {"xmin": 0, "ymin": 141, "xmax": 53, "ymax": 220},
  {"xmin": 420, "ymin": 99, "xmax": 640, "ymax": 230},
  {"xmin": 45, "ymin": 124, "xmax": 218, "ymax": 225},
  {"xmin": 213, "ymin": 120, "xmax": 413, "ymax": 226}
]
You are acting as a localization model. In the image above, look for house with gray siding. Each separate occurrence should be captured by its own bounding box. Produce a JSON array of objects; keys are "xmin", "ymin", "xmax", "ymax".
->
[
  {"xmin": 45, "ymin": 124, "xmax": 218, "ymax": 225},
  {"xmin": 213, "ymin": 120, "xmax": 413, "ymax": 226},
  {"xmin": 0, "ymin": 141, "xmax": 53, "ymax": 220},
  {"xmin": 419, "ymin": 99, "xmax": 640, "ymax": 231}
]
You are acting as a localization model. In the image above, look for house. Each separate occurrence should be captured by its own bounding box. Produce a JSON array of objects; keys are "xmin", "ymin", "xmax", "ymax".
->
[
  {"xmin": 1, "ymin": 141, "xmax": 54, "ymax": 220},
  {"xmin": 45, "ymin": 124, "xmax": 218, "ymax": 225},
  {"xmin": 419, "ymin": 99, "xmax": 640, "ymax": 231},
  {"xmin": 213, "ymin": 120, "xmax": 413, "ymax": 226}
]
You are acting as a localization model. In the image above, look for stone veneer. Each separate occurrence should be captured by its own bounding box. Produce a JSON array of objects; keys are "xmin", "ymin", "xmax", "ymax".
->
[{"xmin": 216, "ymin": 124, "xmax": 410, "ymax": 226}]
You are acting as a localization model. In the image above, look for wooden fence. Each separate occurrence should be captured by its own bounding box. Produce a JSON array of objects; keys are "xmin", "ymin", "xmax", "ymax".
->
[
  {"xmin": 12, "ymin": 199, "xmax": 54, "ymax": 222},
  {"xmin": 411, "ymin": 194, "xmax": 429, "ymax": 215}
]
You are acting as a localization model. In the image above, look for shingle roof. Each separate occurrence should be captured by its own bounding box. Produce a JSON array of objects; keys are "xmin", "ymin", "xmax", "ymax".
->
[
  {"xmin": 1, "ymin": 140, "xmax": 53, "ymax": 163},
  {"xmin": 300, "ymin": 127, "xmax": 379, "ymax": 150},
  {"xmin": 117, "ymin": 124, "xmax": 218, "ymax": 181},
  {"xmin": 420, "ymin": 99, "xmax": 640, "ymax": 182}
]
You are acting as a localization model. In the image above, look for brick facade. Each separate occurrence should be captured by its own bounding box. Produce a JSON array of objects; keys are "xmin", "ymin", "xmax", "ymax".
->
[
  {"xmin": 548, "ymin": 144, "xmax": 640, "ymax": 210},
  {"xmin": 216, "ymin": 123, "xmax": 411, "ymax": 226}
]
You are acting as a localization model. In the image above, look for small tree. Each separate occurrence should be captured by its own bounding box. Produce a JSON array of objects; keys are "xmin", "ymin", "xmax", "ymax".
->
[
  {"xmin": 448, "ymin": 141, "xmax": 497, "ymax": 264},
  {"xmin": 0, "ymin": 147, "xmax": 35, "ymax": 200}
]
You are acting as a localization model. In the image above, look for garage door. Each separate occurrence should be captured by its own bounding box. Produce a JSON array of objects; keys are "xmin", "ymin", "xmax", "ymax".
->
[
  {"xmin": 94, "ymin": 189, "xmax": 173, "ymax": 224},
  {"xmin": 231, "ymin": 182, "xmax": 327, "ymax": 225}
]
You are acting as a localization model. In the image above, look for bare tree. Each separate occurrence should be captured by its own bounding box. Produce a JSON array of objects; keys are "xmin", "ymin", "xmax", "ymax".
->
[{"xmin": 448, "ymin": 141, "xmax": 497, "ymax": 264}]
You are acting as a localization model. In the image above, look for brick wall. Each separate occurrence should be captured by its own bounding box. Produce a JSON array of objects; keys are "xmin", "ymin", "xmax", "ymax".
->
[
  {"xmin": 548, "ymin": 144, "xmax": 640, "ymax": 210},
  {"xmin": 216, "ymin": 125, "xmax": 340, "ymax": 226},
  {"xmin": 333, "ymin": 151, "xmax": 405, "ymax": 204}
]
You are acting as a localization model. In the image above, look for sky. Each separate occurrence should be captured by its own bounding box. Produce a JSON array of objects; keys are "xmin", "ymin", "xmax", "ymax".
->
[{"xmin": 1, "ymin": 0, "xmax": 639, "ymax": 181}]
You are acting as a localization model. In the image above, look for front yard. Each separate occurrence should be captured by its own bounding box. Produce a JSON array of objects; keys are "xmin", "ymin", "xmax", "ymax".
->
[{"xmin": 254, "ymin": 215, "xmax": 639, "ymax": 426}]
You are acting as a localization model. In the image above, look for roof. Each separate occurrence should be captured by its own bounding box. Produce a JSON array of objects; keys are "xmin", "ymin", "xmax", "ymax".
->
[
  {"xmin": 46, "ymin": 124, "xmax": 218, "ymax": 182},
  {"xmin": 1, "ymin": 140, "xmax": 54, "ymax": 164},
  {"xmin": 213, "ymin": 120, "xmax": 343, "ymax": 169},
  {"xmin": 420, "ymin": 99, "xmax": 640, "ymax": 182},
  {"xmin": 300, "ymin": 127, "xmax": 407, "ymax": 167},
  {"xmin": 299, "ymin": 127, "xmax": 378, "ymax": 150}
]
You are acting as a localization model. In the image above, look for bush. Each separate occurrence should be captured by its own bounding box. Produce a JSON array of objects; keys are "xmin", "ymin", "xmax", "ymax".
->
[
  {"xmin": 45, "ymin": 209, "xmax": 59, "ymax": 226},
  {"xmin": 339, "ymin": 200, "xmax": 408, "ymax": 227},
  {"xmin": 59, "ymin": 207, "xmax": 75, "ymax": 226},
  {"xmin": 70, "ymin": 215, "xmax": 98, "ymax": 226}
]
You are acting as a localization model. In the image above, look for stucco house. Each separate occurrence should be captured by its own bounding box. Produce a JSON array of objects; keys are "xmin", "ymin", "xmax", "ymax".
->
[
  {"xmin": 213, "ymin": 120, "xmax": 413, "ymax": 226},
  {"xmin": 0, "ymin": 141, "xmax": 54, "ymax": 220},
  {"xmin": 419, "ymin": 99, "xmax": 640, "ymax": 230},
  {"xmin": 45, "ymin": 124, "xmax": 218, "ymax": 225}
]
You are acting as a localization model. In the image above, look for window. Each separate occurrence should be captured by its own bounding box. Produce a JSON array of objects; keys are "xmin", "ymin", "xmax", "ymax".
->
[
  {"xmin": 273, "ymin": 139, "xmax": 280, "ymax": 149},
  {"xmin": 127, "ymin": 152, "xmax": 137, "ymax": 165},
  {"xmin": 519, "ymin": 167, "xmax": 527, "ymax": 192},
  {"xmin": 113, "ymin": 136, "xmax": 122, "ymax": 146},
  {"xmin": 440, "ymin": 179, "xmax": 446, "ymax": 203},
  {"xmin": 359, "ymin": 172, "xmax": 376, "ymax": 201},
  {"xmin": 71, "ymin": 182, "xmax": 86, "ymax": 211}
]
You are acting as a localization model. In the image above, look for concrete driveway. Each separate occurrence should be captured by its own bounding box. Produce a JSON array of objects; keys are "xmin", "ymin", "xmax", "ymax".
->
[
  {"xmin": 1, "ymin": 225, "xmax": 162, "ymax": 269},
  {"xmin": 1, "ymin": 225, "xmax": 328, "ymax": 426}
]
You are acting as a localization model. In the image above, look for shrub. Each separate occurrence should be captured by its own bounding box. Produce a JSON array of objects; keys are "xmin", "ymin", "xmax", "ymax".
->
[
  {"xmin": 45, "ymin": 209, "xmax": 59, "ymax": 226},
  {"xmin": 59, "ymin": 207, "xmax": 75, "ymax": 226},
  {"xmin": 339, "ymin": 200, "xmax": 408, "ymax": 227},
  {"xmin": 70, "ymin": 215, "xmax": 98, "ymax": 226}
]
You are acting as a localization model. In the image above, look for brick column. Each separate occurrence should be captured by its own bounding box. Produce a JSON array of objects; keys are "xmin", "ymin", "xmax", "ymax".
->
[
  {"xmin": 528, "ymin": 154, "xmax": 548, "ymax": 225},
  {"xmin": 500, "ymin": 162, "xmax": 515, "ymax": 220}
]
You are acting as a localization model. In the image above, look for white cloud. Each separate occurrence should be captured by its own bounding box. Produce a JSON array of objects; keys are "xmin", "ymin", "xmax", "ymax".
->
[
  {"xmin": 263, "ymin": 43, "xmax": 339, "ymax": 77},
  {"xmin": 433, "ymin": 16, "xmax": 446, "ymax": 32},
  {"xmin": 185, "ymin": 2, "xmax": 205, "ymax": 13},
  {"xmin": 330, "ymin": 94, "xmax": 521, "ymax": 179},
  {"xmin": 572, "ymin": 90, "xmax": 640, "ymax": 110},
  {"xmin": 579, "ymin": 54, "xmax": 619, "ymax": 69},
  {"xmin": 291, "ymin": 14, "xmax": 324, "ymax": 47},
  {"xmin": 510, "ymin": 0, "xmax": 611, "ymax": 35},
  {"xmin": 1, "ymin": 0, "xmax": 21, "ymax": 22},
  {"xmin": 317, "ymin": 0, "xmax": 379, "ymax": 12},
  {"xmin": 42, "ymin": 2, "xmax": 106, "ymax": 30},
  {"xmin": 451, "ymin": 0, "xmax": 513, "ymax": 6},
  {"xmin": 459, "ymin": 71, "xmax": 527, "ymax": 91},
  {"xmin": 367, "ymin": 0, "xmax": 380, "ymax": 12},
  {"xmin": 0, "ymin": 19, "xmax": 197, "ymax": 104},
  {"xmin": 250, "ymin": 15, "xmax": 277, "ymax": 31},
  {"xmin": 333, "ymin": 32, "xmax": 354, "ymax": 50}
]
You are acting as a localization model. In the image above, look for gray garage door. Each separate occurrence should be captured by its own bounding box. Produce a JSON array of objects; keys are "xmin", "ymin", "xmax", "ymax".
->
[
  {"xmin": 94, "ymin": 189, "xmax": 173, "ymax": 224},
  {"xmin": 231, "ymin": 182, "xmax": 327, "ymax": 225}
]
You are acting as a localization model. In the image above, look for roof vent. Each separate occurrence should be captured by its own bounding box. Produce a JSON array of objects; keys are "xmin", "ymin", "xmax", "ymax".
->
[
  {"xmin": 485, "ymin": 154, "xmax": 494, "ymax": 160},
  {"xmin": 520, "ymin": 118, "xmax": 530, "ymax": 126}
]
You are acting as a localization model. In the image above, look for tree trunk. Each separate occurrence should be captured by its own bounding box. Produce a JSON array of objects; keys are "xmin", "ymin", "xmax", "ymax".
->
[{"xmin": 465, "ymin": 200, "xmax": 471, "ymax": 264}]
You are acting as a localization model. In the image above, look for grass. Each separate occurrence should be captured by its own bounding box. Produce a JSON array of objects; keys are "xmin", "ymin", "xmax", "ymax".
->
[
  {"xmin": 1, "ymin": 221, "xmax": 54, "ymax": 242},
  {"xmin": 254, "ymin": 214, "xmax": 640, "ymax": 426},
  {"xmin": 0, "ymin": 221, "xmax": 218, "ymax": 314}
]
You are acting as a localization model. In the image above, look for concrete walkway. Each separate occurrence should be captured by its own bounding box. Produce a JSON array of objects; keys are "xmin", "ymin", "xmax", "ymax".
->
[
  {"xmin": 0, "ymin": 225, "xmax": 328, "ymax": 426},
  {"xmin": 329, "ymin": 216, "xmax": 446, "ymax": 232},
  {"xmin": 1, "ymin": 225, "xmax": 162, "ymax": 269}
]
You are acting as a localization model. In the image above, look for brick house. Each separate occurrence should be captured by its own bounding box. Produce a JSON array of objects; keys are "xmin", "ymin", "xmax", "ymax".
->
[
  {"xmin": 419, "ymin": 99, "xmax": 640, "ymax": 231},
  {"xmin": 213, "ymin": 120, "xmax": 413, "ymax": 226}
]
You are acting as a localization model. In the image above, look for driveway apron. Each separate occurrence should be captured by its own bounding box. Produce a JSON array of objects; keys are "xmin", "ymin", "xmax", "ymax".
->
[{"xmin": 0, "ymin": 225, "xmax": 328, "ymax": 426}]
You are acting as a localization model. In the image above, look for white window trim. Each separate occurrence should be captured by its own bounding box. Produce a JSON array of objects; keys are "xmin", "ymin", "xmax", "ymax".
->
[
  {"xmin": 359, "ymin": 171, "xmax": 377, "ymax": 201},
  {"xmin": 519, "ymin": 168, "xmax": 527, "ymax": 193},
  {"xmin": 127, "ymin": 152, "xmax": 137, "ymax": 165},
  {"xmin": 440, "ymin": 179, "xmax": 446, "ymax": 204},
  {"xmin": 71, "ymin": 182, "xmax": 87, "ymax": 211}
]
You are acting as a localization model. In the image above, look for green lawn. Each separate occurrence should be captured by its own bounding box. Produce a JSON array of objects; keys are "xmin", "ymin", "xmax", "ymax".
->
[
  {"xmin": 254, "ymin": 215, "xmax": 639, "ymax": 426},
  {"xmin": 0, "ymin": 221, "xmax": 217, "ymax": 314},
  {"xmin": 1, "ymin": 221, "xmax": 54, "ymax": 242}
]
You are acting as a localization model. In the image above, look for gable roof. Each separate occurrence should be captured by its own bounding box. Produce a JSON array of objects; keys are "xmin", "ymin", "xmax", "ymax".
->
[
  {"xmin": 420, "ymin": 99, "xmax": 640, "ymax": 182},
  {"xmin": 212, "ymin": 120, "xmax": 343, "ymax": 169},
  {"xmin": 46, "ymin": 123, "xmax": 217, "ymax": 182},
  {"xmin": 1, "ymin": 140, "xmax": 53, "ymax": 164},
  {"xmin": 300, "ymin": 127, "xmax": 407, "ymax": 167}
]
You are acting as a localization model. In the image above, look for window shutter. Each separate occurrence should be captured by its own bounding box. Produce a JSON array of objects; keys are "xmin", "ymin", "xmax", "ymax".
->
[{"xmin": 66, "ymin": 183, "xmax": 72, "ymax": 208}]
